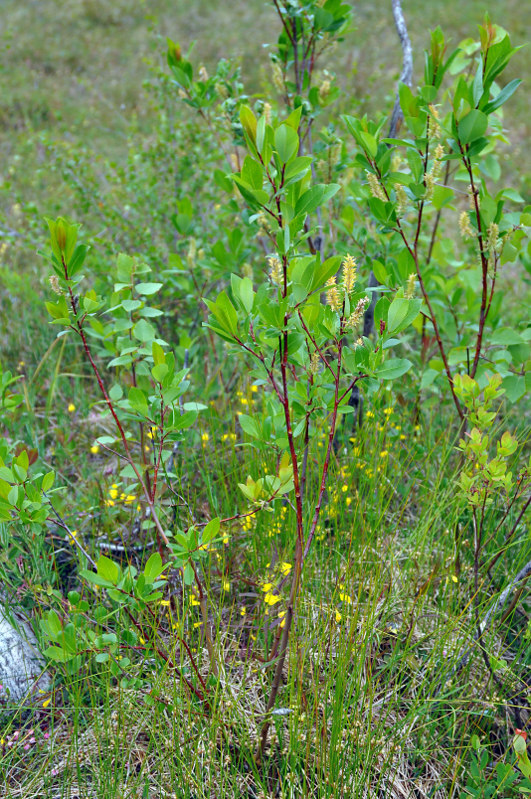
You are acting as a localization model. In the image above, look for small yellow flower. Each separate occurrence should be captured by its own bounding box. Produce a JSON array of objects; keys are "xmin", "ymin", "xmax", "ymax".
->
[
  {"xmin": 90, "ymin": 444, "xmax": 100, "ymax": 454},
  {"xmin": 264, "ymin": 592, "xmax": 281, "ymax": 606},
  {"xmin": 380, "ymin": 450, "xmax": 388, "ymax": 458},
  {"xmin": 383, "ymin": 407, "xmax": 393, "ymax": 416},
  {"xmin": 451, "ymin": 575, "xmax": 458, "ymax": 583},
  {"xmin": 278, "ymin": 610, "xmax": 286, "ymax": 628},
  {"xmin": 189, "ymin": 595, "xmax": 201, "ymax": 607},
  {"xmin": 109, "ymin": 488, "xmax": 119, "ymax": 500},
  {"xmin": 67, "ymin": 403, "xmax": 76, "ymax": 413},
  {"xmin": 105, "ymin": 499, "xmax": 115, "ymax": 507},
  {"xmin": 160, "ymin": 599, "xmax": 171, "ymax": 607},
  {"xmin": 335, "ymin": 609, "xmax": 342, "ymax": 623},
  {"xmin": 366, "ymin": 410, "xmax": 374, "ymax": 419},
  {"xmin": 43, "ymin": 698, "xmax": 52, "ymax": 708},
  {"xmin": 201, "ymin": 433, "xmax": 209, "ymax": 446},
  {"xmin": 339, "ymin": 592, "xmax": 352, "ymax": 604},
  {"xmin": 262, "ymin": 582, "xmax": 273, "ymax": 592},
  {"xmin": 240, "ymin": 606, "xmax": 246, "ymax": 616},
  {"xmin": 251, "ymin": 385, "xmax": 258, "ymax": 393},
  {"xmin": 279, "ymin": 562, "xmax": 292, "ymax": 576},
  {"xmin": 124, "ymin": 494, "xmax": 136, "ymax": 504},
  {"xmin": 341, "ymin": 484, "xmax": 348, "ymax": 493},
  {"xmin": 221, "ymin": 579, "xmax": 230, "ymax": 592}
]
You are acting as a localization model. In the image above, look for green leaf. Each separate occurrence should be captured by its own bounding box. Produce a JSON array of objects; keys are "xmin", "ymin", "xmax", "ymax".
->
[
  {"xmin": 240, "ymin": 105, "xmax": 257, "ymax": 146},
  {"xmin": 204, "ymin": 291, "xmax": 238, "ymax": 337},
  {"xmin": 144, "ymin": 552, "xmax": 168, "ymax": 583},
  {"xmin": 241, "ymin": 156, "xmax": 263, "ymax": 191},
  {"xmin": 202, "ymin": 517, "xmax": 220, "ymax": 544},
  {"xmin": 360, "ymin": 131, "xmax": 378, "ymax": 158},
  {"xmin": 232, "ymin": 176, "xmax": 269, "ymax": 207},
  {"xmin": 274, "ymin": 124, "xmax": 299, "ymax": 163},
  {"xmin": 295, "ymin": 184, "xmax": 340, "ymax": 218},
  {"xmin": 135, "ymin": 282, "xmax": 163, "ymax": 295},
  {"xmin": 457, "ymin": 110, "xmax": 488, "ymax": 144},
  {"xmin": 387, "ymin": 298, "xmax": 422, "ymax": 335},
  {"xmin": 152, "ymin": 341, "xmax": 165, "ymax": 366},
  {"xmin": 374, "ymin": 359, "xmax": 412, "ymax": 380},
  {"xmin": 501, "ymin": 374, "xmax": 525, "ymax": 403},
  {"xmin": 492, "ymin": 327, "xmax": 525, "ymax": 346},
  {"xmin": 372, "ymin": 260, "xmax": 388, "ymax": 285},
  {"xmin": 128, "ymin": 386, "xmax": 149, "ymax": 417},
  {"xmin": 310, "ymin": 255, "xmax": 342, "ymax": 293},
  {"xmin": 46, "ymin": 610, "xmax": 63, "ymax": 638},
  {"xmin": 283, "ymin": 156, "xmax": 312, "ymax": 185},
  {"xmin": 69, "ymin": 244, "xmax": 89, "ymax": 277},
  {"xmin": 45, "ymin": 645, "xmax": 72, "ymax": 663},
  {"xmin": 133, "ymin": 319, "xmax": 156, "ymax": 342},
  {"xmin": 41, "ymin": 471, "xmax": 55, "ymax": 492},
  {"xmin": 151, "ymin": 363, "xmax": 168, "ymax": 382},
  {"xmin": 472, "ymin": 60, "xmax": 483, "ymax": 107},
  {"xmin": 239, "ymin": 414, "xmax": 261, "ymax": 439},
  {"xmin": 483, "ymin": 78, "xmax": 521, "ymax": 114},
  {"xmin": 97, "ymin": 555, "xmax": 121, "ymax": 585}
]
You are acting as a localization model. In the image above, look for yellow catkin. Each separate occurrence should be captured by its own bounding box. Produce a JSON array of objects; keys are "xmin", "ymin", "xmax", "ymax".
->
[
  {"xmin": 268, "ymin": 254, "xmax": 283, "ymax": 285},
  {"xmin": 345, "ymin": 297, "xmax": 369, "ymax": 330},
  {"xmin": 395, "ymin": 184, "xmax": 408, "ymax": 216},
  {"xmin": 486, "ymin": 222, "xmax": 500, "ymax": 255},
  {"xmin": 319, "ymin": 79, "xmax": 331, "ymax": 102},
  {"xmin": 187, "ymin": 238, "xmax": 196, "ymax": 266},
  {"xmin": 309, "ymin": 351, "xmax": 320, "ymax": 375},
  {"xmin": 342, "ymin": 254, "xmax": 357, "ymax": 294},
  {"xmin": 366, "ymin": 171, "xmax": 387, "ymax": 202},
  {"xmin": 263, "ymin": 102, "xmax": 272, "ymax": 126},
  {"xmin": 326, "ymin": 276, "xmax": 341, "ymax": 312},
  {"xmin": 330, "ymin": 141, "xmax": 342, "ymax": 168},
  {"xmin": 459, "ymin": 211, "xmax": 475, "ymax": 240},
  {"xmin": 405, "ymin": 273, "xmax": 416, "ymax": 299},
  {"xmin": 271, "ymin": 61, "xmax": 284, "ymax": 93},
  {"xmin": 49, "ymin": 274, "xmax": 62, "ymax": 294}
]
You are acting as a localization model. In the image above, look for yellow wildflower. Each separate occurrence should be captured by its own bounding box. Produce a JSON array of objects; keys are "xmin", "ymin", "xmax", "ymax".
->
[{"xmin": 264, "ymin": 592, "xmax": 281, "ymax": 606}]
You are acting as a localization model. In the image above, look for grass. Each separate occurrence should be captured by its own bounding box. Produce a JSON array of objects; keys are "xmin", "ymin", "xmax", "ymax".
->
[{"xmin": 0, "ymin": 1, "xmax": 530, "ymax": 797}]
